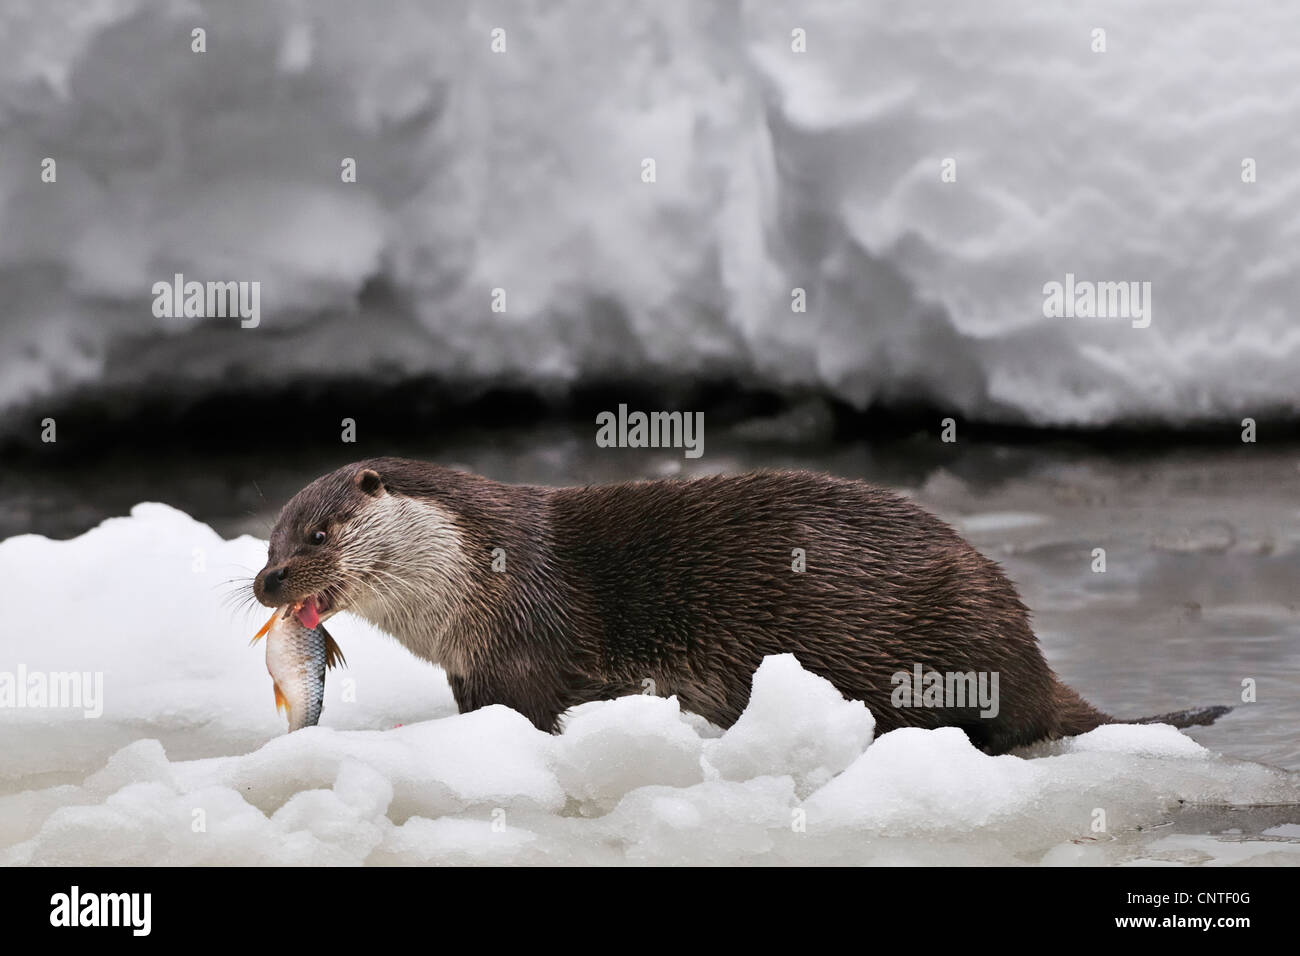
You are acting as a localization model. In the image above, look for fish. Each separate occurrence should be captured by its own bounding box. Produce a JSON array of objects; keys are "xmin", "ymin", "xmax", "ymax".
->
[{"xmin": 250, "ymin": 604, "xmax": 346, "ymax": 732}]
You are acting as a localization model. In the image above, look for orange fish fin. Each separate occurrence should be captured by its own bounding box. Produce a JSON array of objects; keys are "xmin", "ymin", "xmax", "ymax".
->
[
  {"xmin": 273, "ymin": 682, "xmax": 288, "ymax": 715},
  {"xmin": 250, "ymin": 609, "xmax": 279, "ymax": 645},
  {"xmin": 323, "ymin": 628, "xmax": 347, "ymax": 670}
]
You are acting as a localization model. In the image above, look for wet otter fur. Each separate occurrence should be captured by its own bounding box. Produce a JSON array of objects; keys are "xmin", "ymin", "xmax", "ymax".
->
[{"xmin": 253, "ymin": 458, "xmax": 1229, "ymax": 754}]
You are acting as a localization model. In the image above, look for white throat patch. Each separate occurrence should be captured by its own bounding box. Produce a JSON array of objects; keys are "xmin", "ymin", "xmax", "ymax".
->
[{"xmin": 337, "ymin": 493, "xmax": 473, "ymax": 665}]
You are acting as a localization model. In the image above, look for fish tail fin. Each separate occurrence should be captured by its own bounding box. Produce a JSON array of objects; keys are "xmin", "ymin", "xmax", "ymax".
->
[{"xmin": 322, "ymin": 625, "xmax": 347, "ymax": 669}]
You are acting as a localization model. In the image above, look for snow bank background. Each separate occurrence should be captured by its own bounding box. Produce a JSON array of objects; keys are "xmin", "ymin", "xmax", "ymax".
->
[
  {"xmin": 2, "ymin": 506, "xmax": 1298, "ymax": 865},
  {"xmin": 3, "ymin": 0, "xmax": 1299, "ymax": 429}
]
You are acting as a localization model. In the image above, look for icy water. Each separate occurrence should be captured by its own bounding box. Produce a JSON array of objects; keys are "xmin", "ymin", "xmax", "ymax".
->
[{"xmin": 5, "ymin": 428, "xmax": 1298, "ymax": 773}]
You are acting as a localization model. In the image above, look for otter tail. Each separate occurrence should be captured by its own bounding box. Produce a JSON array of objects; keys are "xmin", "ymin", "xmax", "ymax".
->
[
  {"xmin": 1048, "ymin": 679, "xmax": 1233, "ymax": 747},
  {"xmin": 1054, "ymin": 676, "xmax": 1234, "ymax": 734},
  {"xmin": 1052, "ymin": 678, "xmax": 1112, "ymax": 737},
  {"xmin": 1131, "ymin": 704, "xmax": 1233, "ymax": 729}
]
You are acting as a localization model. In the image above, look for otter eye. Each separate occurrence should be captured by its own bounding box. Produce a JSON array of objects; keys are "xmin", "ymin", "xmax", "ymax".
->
[{"xmin": 309, "ymin": 530, "xmax": 327, "ymax": 545}]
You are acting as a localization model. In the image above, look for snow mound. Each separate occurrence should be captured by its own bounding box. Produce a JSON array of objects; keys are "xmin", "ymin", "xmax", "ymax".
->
[
  {"xmin": 555, "ymin": 695, "xmax": 704, "ymax": 813},
  {"xmin": 703, "ymin": 653, "xmax": 875, "ymax": 796}
]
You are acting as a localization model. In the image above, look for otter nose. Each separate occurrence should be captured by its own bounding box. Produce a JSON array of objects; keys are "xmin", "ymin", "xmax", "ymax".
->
[{"xmin": 262, "ymin": 566, "xmax": 288, "ymax": 595}]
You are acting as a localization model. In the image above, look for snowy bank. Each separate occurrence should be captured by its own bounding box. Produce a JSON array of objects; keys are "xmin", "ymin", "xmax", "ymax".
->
[
  {"xmin": 3, "ymin": 1, "xmax": 1299, "ymax": 428},
  {"xmin": 2, "ymin": 505, "xmax": 1298, "ymax": 864}
]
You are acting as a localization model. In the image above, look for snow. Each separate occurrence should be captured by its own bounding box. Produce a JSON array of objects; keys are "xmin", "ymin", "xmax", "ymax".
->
[
  {"xmin": 1, "ymin": 504, "xmax": 1298, "ymax": 864},
  {"xmin": 3, "ymin": 1, "xmax": 1300, "ymax": 428},
  {"xmin": 555, "ymin": 695, "xmax": 704, "ymax": 812},
  {"xmin": 702, "ymin": 654, "xmax": 875, "ymax": 797}
]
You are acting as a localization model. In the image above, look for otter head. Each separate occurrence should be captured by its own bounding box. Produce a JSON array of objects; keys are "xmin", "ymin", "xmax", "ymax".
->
[
  {"xmin": 254, "ymin": 466, "xmax": 386, "ymax": 624},
  {"xmin": 254, "ymin": 460, "xmax": 471, "ymax": 644}
]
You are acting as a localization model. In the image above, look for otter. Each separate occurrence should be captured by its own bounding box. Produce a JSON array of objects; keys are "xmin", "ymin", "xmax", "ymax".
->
[{"xmin": 253, "ymin": 458, "xmax": 1228, "ymax": 754}]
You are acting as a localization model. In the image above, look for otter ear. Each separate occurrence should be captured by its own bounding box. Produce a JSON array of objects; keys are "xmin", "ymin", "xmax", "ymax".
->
[{"xmin": 354, "ymin": 468, "xmax": 385, "ymax": 497}]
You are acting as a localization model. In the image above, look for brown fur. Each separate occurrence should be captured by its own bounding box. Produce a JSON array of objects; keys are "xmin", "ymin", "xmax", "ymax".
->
[{"xmin": 256, "ymin": 458, "xmax": 1116, "ymax": 754}]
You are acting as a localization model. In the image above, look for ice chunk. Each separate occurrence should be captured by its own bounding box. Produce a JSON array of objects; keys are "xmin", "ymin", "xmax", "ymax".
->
[
  {"xmin": 703, "ymin": 654, "xmax": 874, "ymax": 796},
  {"xmin": 554, "ymin": 695, "xmax": 704, "ymax": 812}
]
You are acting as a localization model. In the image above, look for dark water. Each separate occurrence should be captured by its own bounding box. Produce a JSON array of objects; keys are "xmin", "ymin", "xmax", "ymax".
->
[{"xmin": 6, "ymin": 425, "xmax": 1298, "ymax": 769}]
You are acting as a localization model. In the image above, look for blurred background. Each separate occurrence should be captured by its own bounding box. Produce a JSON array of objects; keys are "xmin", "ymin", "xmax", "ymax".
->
[{"xmin": 0, "ymin": 0, "xmax": 1297, "ymax": 766}]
